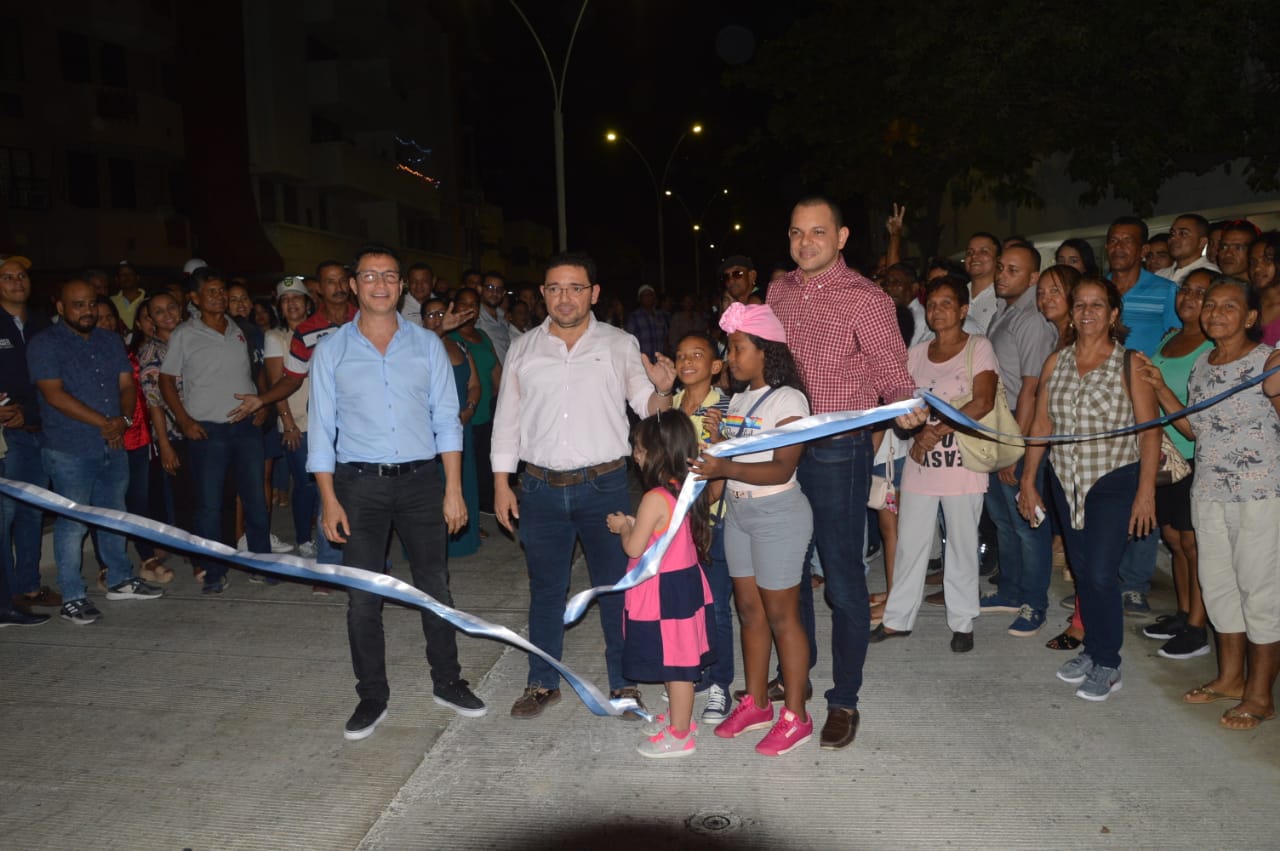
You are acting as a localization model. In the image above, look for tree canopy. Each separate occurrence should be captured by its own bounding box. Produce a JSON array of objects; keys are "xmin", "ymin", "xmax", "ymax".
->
[{"xmin": 736, "ymin": 0, "xmax": 1280, "ymax": 258}]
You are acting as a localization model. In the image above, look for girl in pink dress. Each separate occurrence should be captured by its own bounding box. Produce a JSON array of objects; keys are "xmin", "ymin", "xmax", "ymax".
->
[{"xmin": 607, "ymin": 413, "xmax": 713, "ymax": 758}]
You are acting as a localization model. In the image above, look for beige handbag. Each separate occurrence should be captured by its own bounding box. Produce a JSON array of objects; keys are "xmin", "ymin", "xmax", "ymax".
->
[{"xmin": 951, "ymin": 337, "xmax": 1025, "ymax": 473}]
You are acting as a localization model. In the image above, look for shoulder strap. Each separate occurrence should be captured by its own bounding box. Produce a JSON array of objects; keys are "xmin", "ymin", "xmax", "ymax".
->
[
  {"xmin": 1122, "ymin": 347, "xmax": 1134, "ymax": 392},
  {"xmin": 735, "ymin": 386, "xmax": 780, "ymax": 437},
  {"xmin": 964, "ymin": 334, "xmax": 976, "ymax": 383}
]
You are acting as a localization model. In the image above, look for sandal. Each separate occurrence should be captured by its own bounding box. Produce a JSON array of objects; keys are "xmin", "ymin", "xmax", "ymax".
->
[
  {"xmin": 1184, "ymin": 686, "xmax": 1244, "ymax": 705},
  {"xmin": 1220, "ymin": 708, "xmax": 1275, "ymax": 730},
  {"xmin": 140, "ymin": 557, "xmax": 175, "ymax": 585},
  {"xmin": 1045, "ymin": 630, "xmax": 1083, "ymax": 651}
]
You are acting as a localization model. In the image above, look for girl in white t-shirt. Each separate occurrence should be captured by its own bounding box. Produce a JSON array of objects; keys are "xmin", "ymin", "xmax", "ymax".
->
[{"xmin": 689, "ymin": 303, "xmax": 814, "ymax": 757}]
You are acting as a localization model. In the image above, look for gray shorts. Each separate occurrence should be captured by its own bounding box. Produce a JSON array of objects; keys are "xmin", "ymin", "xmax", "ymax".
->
[{"xmin": 723, "ymin": 485, "xmax": 813, "ymax": 590}]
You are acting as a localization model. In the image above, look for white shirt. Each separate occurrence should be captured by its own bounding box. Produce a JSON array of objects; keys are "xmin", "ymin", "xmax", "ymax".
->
[
  {"xmin": 1156, "ymin": 255, "xmax": 1219, "ymax": 285},
  {"xmin": 264, "ymin": 327, "xmax": 309, "ymax": 433},
  {"xmin": 491, "ymin": 315, "xmax": 655, "ymax": 473},
  {"xmin": 723, "ymin": 385, "xmax": 809, "ymax": 495},
  {"xmin": 400, "ymin": 292, "xmax": 424, "ymax": 327},
  {"xmin": 908, "ymin": 299, "xmax": 933, "ymax": 346},
  {"xmin": 964, "ymin": 283, "xmax": 999, "ymax": 335},
  {"xmin": 475, "ymin": 305, "xmax": 511, "ymax": 364}
]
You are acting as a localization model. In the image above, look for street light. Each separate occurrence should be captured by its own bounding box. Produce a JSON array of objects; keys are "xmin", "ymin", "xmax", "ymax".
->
[
  {"xmin": 604, "ymin": 123, "xmax": 703, "ymax": 293},
  {"xmin": 509, "ymin": 0, "xmax": 589, "ymax": 252},
  {"xmin": 664, "ymin": 187, "xmax": 729, "ymax": 294}
]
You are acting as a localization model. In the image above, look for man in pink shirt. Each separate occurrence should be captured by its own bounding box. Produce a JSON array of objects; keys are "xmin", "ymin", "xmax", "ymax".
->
[{"xmin": 767, "ymin": 197, "xmax": 915, "ymax": 750}]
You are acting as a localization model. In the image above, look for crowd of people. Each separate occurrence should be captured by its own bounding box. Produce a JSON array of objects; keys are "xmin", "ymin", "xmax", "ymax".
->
[{"xmin": 1, "ymin": 198, "xmax": 1277, "ymax": 750}]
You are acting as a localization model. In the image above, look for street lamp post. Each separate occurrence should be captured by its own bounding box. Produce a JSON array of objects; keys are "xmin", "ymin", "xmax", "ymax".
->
[
  {"xmin": 664, "ymin": 187, "xmax": 728, "ymax": 295},
  {"xmin": 509, "ymin": 0, "xmax": 589, "ymax": 252},
  {"xmin": 605, "ymin": 124, "xmax": 702, "ymax": 293}
]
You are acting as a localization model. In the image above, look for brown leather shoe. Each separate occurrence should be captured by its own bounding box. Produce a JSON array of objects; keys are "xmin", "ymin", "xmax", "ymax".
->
[
  {"xmin": 925, "ymin": 570, "xmax": 944, "ymax": 586},
  {"xmin": 820, "ymin": 707, "xmax": 860, "ymax": 749},
  {"xmin": 609, "ymin": 686, "xmax": 647, "ymax": 720},
  {"xmin": 924, "ymin": 591, "xmax": 945, "ymax": 607},
  {"xmin": 734, "ymin": 676, "xmax": 813, "ymax": 703},
  {"xmin": 510, "ymin": 686, "xmax": 561, "ymax": 718},
  {"xmin": 13, "ymin": 586, "xmax": 63, "ymax": 609}
]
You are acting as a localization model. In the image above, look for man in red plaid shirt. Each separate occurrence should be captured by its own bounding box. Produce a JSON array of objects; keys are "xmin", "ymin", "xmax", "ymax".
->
[{"xmin": 767, "ymin": 196, "xmax": 915, "ymax": 750}]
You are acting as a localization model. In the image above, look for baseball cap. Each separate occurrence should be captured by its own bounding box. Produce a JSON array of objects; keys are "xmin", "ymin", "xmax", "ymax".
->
[
  {"xmin": 276, "ymin": 276, "xmax": 309, "ymax": 300},
  {"xmin": 1, "ymin": 255, "xmax": 32, "ymax": 270},
  {"xmin": 183, "ymin": 258, "xmax": 208, "ymax": 275},
  {"xmin": 637, "ymin": 284, "xmax": 656, "ymax": 296},
  {"xmin": 718, "ymin": 255, "xmax": 754, "ymax": 276}
]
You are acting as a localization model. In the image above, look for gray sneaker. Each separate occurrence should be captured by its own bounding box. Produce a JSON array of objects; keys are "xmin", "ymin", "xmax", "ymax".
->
[
  {"xmin": 1075, "ymin": 665, "xmax": 1122, "ymax": 702},
  {"xmin": 1056, "ymin": 652, "xmax": 1094, "ymax": 685}
]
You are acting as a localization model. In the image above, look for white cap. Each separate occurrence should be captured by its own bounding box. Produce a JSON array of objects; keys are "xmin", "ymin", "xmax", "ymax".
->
[
  {"xmin": 276, "ymin": 276, "xmax": 309, "ymax": 300},
  {"xmin": 183, "ymin": 258, "xmax": 208, "ymax": 275}
]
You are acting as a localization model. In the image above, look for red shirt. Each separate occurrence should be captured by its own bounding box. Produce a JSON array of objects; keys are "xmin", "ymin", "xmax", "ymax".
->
[
  {"xmin": 767, "ymin": 256, "xmax": 914, "ymax": 414},
  {"xmin": 283, "ymin": 304, "xmax": 357, "ymax": 378}
]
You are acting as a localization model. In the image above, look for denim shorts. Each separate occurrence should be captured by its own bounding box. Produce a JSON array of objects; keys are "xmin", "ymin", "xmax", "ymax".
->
[{"xmin": 723, "ymin": 484, "xmax": 813, "ymax": 590}]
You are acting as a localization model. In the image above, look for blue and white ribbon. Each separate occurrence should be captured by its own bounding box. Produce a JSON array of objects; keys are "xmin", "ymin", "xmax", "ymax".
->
[
  {"xmin": 0, "ymin": 479, "xmax": 642, "ymax": 720},
  {"xmin": 561, "ymin": 397, "xmax": 924, "ymax": 625}
]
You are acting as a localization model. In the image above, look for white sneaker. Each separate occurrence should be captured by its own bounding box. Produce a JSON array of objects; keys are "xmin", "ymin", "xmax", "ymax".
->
[
  {"xmin": 236, "ymin": 534, "xmax": 295, "ymax": 553},
  {"xmin": 297, "ymin": 540, "xmax": 318, "ymax": 559}
]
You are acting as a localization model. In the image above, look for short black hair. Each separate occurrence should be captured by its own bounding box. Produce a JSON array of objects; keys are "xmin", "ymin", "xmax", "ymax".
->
[
  {"xmin": 927, "ymin": 257, "xmax": 968, "ymax": 280},
  {"xmin": 351, "ymin": 243, "xmax": 400, "ymax": 272},
  {"xmin": 794, "ymin": 195, "xmax": 844, "ymax": 231},
  {"xmin": 483, "ymin": 270, "xmax": 506, "ymax": 283},
  {"xmin": 406, "ymin": 262, "xmax": 433, "ymax": 277},
  {"xmin": 189, "ymin": 266, "xmax": 227, "ymax": 292},
  {"xmin": 546, "ymin": 251, "xmax": 598, "ymax": 284},
  {"xmin": 885, "ymin": 261, "xmax": 918, "ymax": 281},
  {"xmin": 315, "ymin": 259, "xmax": 346, "ymax": 279},
  {"xmin": 1003, "ymin": 241, "xmax": 1042, "ymax": 272},
  {"xmin": 1173, "ymin": 214, "xmax": 1210, "ymax": 239},
  {"xmin": 1110, "ymin": 215, "xmax": 1149, "ymax": 244},
  {"xmin": 969, "ymin": 232, "xmax": 1002, "ymax": 253}
]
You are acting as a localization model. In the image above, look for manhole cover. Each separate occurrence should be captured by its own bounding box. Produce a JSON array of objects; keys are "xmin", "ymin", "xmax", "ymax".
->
[{"xmin": 686, "ymin": 811, "xmax": 742, "ymax": 835}]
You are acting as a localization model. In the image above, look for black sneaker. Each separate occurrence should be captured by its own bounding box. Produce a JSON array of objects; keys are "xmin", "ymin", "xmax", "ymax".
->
[
  {"xmin": 1157, "ymin": 626, "xmax": 1210, "ymax": 660},
  {"xmin": 60, "ymin": 598, "xmax": 101, "ymax": 625},
  {"xmin": 433, "ymin": 679, "xmax": 488, "ymax": 718},
  {"xmin": 0, "ymin": 606, "xmax": 50, "ymax": 627},
  {"xmin": 344, "ymin": 698, "xmax": 388, "ymax": 741},
  {"xmin": 106, "ymin": 578, "xmax": 163, "ymax": 601},
  {"xmin": 1143, "ymin": 612, "xmax": 1187, "ymax": 641}
]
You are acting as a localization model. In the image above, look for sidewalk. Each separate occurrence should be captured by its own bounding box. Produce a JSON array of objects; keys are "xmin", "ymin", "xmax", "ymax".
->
[{"xmin": 2, "ymin": 510, "xmax": 1277, "ymax": 850}]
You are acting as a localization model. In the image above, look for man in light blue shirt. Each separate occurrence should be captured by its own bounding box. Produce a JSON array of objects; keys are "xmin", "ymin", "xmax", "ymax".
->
[{"xmin": 308, "ymin": 244, "xmax": 486, "ymax": 741}]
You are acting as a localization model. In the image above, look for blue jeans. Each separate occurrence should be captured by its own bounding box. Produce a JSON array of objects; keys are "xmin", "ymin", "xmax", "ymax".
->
[
  {"xmin": 1049, "ymin": 462, "xmax": 1137, "ymax": 669},
  {"xmin": 281, "ymin": 433, "xmax": 317, "ymax": 545},
  {"xmin": 796, "ymin": 434, "xmax": 872, "ymax": 710},
  {"xmin": 187, "ymin": 420, "xmax": 268, "ymax": 584},
  {"xmin": 985, "ymin": 458, "xmax": 1052, "ymax": 612},
  {"xmin": 1, "ymin": 429, "xmax": 48, "ymax": 595},
  {"xmin": 519, "ymin": 465, "xmax": 630, "ymax": 691},
  {"xmin": 43, "ymin": 447, "xmax": 132, "ymax": 601},
  {"xmin": 1117, "ymin": 525, "xmax": 1158, "ymax": 595},
  {"xmin": 697, "ymin": 522, "xmax": 735, "ymax": 690}
]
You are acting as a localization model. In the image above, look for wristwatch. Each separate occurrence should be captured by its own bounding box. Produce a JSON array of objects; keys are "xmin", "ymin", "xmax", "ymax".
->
[{"xmin": 122, "ymin": 415, "xmax": 133, "ymax": 428}]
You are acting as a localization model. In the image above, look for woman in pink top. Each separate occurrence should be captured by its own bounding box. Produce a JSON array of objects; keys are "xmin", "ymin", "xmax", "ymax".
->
[{"xmin": 873, "ymin": 277, "xmax": 997, "ymax": 653}]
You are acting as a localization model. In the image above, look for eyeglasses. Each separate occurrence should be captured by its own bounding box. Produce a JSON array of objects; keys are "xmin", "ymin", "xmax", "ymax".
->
[
  {"xmin": 356, "ymin": 270, "xmax": 402, "ymax": 284},
  {"xmin": 424, "ymin": 310, "xmax": 445, "ymax": 319},
  {"xmin": 721, "ymin": 269, "xmax": 748, "ymax": 281},
  {"xmin": 482, "ymin": 283, "xmax": 506, "ymax": 291},
  {"xmin": 543, "ymin": 284, "xmax": 591, "ymax": 297},
  {"xmin": 1177, "ymin": 286, "xmax": 1208, "ymax": 300},
  {"xmin": 0, "ymin": 272, "xmax": 30, "ymax": 283}
]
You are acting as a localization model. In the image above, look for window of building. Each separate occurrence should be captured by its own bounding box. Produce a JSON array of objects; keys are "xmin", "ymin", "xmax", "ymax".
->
[
  {"xmin": 58, "ymin": 30, "xmax": 92, "ymax": 83},
  {"xmin": 0, "ymin": 18, "xmax": 23, "ymax": 82},
  {"xmin": 100, "ymin": 42, "xmax": 128, "ymax": 87},
  {"xmin": 108, "ymin": 157, "xmax": 136, "ymax": 209},
  {"xmin": 258, "ymin": 176, "xmax": 277, "ymax": 222},
  {"xmin": 66, "ymin": 151, "xmax": 99, "ymax": 208}
]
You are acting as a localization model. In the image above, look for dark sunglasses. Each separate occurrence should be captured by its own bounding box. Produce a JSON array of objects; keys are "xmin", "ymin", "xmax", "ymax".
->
[{"xmin": 721, "ymin": 269, "xmax": 749, "ymax": 281}]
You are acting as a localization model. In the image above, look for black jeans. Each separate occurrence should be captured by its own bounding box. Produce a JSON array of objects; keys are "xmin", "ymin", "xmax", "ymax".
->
[{"xmin": 337, "ymin": 461, "xmax": 461, "ymax": 702}]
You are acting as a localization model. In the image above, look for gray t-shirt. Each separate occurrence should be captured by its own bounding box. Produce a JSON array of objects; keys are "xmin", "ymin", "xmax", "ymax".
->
[
  {"xmin": 160, "ymin": 317, "xmax": 255, "ymax": 423},
  {"xmin": 987, "ymin": 291, "xmax": 1057, "ymax": 412}
]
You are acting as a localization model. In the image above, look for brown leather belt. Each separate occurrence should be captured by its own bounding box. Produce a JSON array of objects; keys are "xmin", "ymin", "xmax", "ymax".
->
[{"xmin": 524, "ymin": 458, "xmax": 626, "ymax": 487}]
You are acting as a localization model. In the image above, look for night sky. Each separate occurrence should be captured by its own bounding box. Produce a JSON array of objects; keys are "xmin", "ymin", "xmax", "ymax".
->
[{"xmin": 458, "ymin": 1, "xmax": 819, "ymax": 295}]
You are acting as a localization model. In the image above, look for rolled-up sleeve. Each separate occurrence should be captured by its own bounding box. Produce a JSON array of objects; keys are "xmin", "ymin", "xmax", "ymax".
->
[
  {"xmin": 426, "ymin": 335, "xmax": 463, "ymax": 455},
  {"xmin": 306, "ymin": 336, "xmax": 338, "ymax": 474}
]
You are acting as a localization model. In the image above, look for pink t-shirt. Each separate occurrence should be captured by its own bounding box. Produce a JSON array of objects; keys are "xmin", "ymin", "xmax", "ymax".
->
[{"xmin": 900, "ymin": 335, "xmax": 997, "ymax": 496}]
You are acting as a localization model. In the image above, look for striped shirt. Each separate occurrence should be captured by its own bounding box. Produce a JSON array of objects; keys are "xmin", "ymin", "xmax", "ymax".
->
[{"xmin": 767, "ymin": 257, "xmax": 914, "ymax": 414}]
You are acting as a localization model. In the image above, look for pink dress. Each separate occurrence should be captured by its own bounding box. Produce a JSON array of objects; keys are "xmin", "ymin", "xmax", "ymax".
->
[{"xmin": 621, "ymin": 488, "xmax": 715, "ymax": 682}]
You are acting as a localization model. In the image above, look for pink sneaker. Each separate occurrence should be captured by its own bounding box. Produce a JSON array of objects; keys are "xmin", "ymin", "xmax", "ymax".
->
[
  {"xmin": 714, "ymin": 694, "xmax": 774, "ymax": 739},
  {"xmin": 754, "ymin": 708, "xmax": 813, "ymax": 756}
]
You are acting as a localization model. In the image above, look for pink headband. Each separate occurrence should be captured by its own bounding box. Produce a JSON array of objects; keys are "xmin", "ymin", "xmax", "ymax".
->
[{"xmin": 719, "ymin": 302, "xmax": 787, "ymax": 343}]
